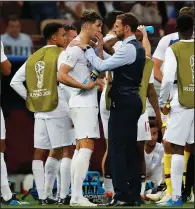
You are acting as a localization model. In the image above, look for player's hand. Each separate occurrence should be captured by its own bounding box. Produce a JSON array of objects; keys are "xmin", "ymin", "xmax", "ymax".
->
[
  {"xmin": 95, "ymin": 78, "xmax": 104, "ymax": 88},
  {"xmin": 82, "ymin": 77, "xmax": 96, "ymax": 90},
  {"xmin": 161, "ymin": 104, "xmax": 171, "ymax": 115},
  {"xmin": 95, "ymin": 32, "xmax": 104, "ymax": 50},
  {"xmin": 137, "ymin": 25, "xmax": 147, "ymax": 37}
]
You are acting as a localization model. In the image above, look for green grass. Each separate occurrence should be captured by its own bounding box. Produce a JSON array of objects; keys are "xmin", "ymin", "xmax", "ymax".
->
[{"xmin": 1, "ymin": 194, "xmax": 194, "ymax": 208}]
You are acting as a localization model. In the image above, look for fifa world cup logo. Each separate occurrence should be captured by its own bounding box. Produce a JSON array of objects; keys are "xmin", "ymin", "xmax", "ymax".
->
[
  {"xmin": 35, "ymin": 61, "xmax": 45, "ymax": 88},
  {"xmin": 190, "ymin": 55, "xmax": 194, "ymax": 84}
]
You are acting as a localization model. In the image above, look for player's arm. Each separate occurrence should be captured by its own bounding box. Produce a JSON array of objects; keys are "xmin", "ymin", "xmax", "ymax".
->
[
  {"xmin": 138, "ymin": 25, "xmax": 151, "ymax": 57},
  {"xmin": 57, "ymin": 49, "xmax": 96, "ymax": 90},
  {"xmin": 1, "ymin": 42, "xmax": 11, "ymax": 76},
  {"xmin": 159, "ymin": 47, "xmax": 177, "ymax": 109},
  {"xmin": 84, "ymin": 44, "xmax": 136, "ymax": 72},
  {"xmin": 147, "ymin": 71, "xmax": 162, "ymax": 128},
  {"xmin": 103, "ymin": 37, "xmax": 118, "ymax": 55},
  {"xmin": 1, "ymin": 59, "xmax": 11, "ymax": 76},
  {"xmin": 152, "ymin": 36, "xmax": 169, "ymax": 83},
  {"xmin": 10, "ymin": 62, "xmax": 27, "ymax": 100}
]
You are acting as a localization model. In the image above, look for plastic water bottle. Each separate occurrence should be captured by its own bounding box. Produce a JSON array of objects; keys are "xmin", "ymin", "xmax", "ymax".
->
[
  {"xmin": 145, "ymin": 26, "xmax": 154, "ymax": 34},
  {"xmin": 83, "ymin": 70, "xmax": 100, "ymax": 84}
]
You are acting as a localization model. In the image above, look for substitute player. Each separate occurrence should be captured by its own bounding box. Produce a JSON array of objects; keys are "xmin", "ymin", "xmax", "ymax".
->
[
  {"xmin": 150, "ymin": 7, "xmax": 194, "ymax": 205},
  {"xmin": 57, "ymin": 11, "xmax": 103, "ymax": 207},
  {"xmin": 158, "ymin": 14, "xmax": 194, "ymax": 207},
  {"xmin": 1, "ymin": 42, "xmax": 29, "ymax": 205},
  {"xmin": 144, "ymin": 120, "xmax": 164, "ymax": 189},
  {"xmin": 10, "ymin": 23, "xmax": 75, "ymax": 205}
]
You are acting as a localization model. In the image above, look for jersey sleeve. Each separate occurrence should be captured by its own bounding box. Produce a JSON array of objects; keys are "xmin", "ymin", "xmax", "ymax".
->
[
  {"xmin": 149, "ymin": 69, "xmax": 154, "ymax": 83},
  {"xmin": 152, "ymin": 36, "xmax": 171, "ymax": 61},
  {"xmin": 1, "ymin": 41, "xmax": 7, "ymax": 62},
  {"xmin": 58, "ymin": 46, "xmax": 82, "ymax": 68}
]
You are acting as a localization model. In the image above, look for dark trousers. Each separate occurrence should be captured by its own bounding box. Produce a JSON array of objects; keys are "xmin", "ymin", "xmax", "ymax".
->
[{"xmin": 108, "ymin": 93, "xmax": 142, "ymax": 202}]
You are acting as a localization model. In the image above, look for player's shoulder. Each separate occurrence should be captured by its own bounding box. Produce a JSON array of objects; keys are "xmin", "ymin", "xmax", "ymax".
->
[
  {"xmin": 155, "ymin": 142, "xmax": 164, "ymax": 152},
  {"xmin": 1, "ymin": 41, "xmax": 4, "ymax": 48},
  {"xmin": 160, "ymin": 32, "xmax": 179, "ymax": 44}
]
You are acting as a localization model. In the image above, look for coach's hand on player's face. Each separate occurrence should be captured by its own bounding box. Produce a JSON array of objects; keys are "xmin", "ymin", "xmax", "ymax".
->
[{"xmin": 95, "ymin": 32, "xmax": 103, "ymax": 48}]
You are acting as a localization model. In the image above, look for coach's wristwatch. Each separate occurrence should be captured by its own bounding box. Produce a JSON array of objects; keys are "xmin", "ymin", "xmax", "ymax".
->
[{"xmin": 83, "ymin": 45, "xmax": 92, "ymax": 52}]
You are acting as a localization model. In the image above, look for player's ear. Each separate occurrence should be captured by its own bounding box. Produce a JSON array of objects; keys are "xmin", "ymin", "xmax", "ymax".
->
[
  {"xmin": 51, "ymin": 34, "xmax": 57, "ymax": 42},
  {"xmin": 83, "ymin": 22, "xmax": 88, "ymax": 31}
]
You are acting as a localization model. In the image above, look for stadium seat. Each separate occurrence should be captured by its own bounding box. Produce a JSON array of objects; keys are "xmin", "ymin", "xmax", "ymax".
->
[
  {"xmin": 164, "ymin": 24, "xmax": 177, "ymax": 35},
  {"xmin": 0, "ymin": 18, "xmax": 6, "ymax": 34},
  {"xmin": 20, "ymin": 19, "xmax": 39, "ymax": 35},
  {"xmin": 40, "ymin": 19, "xmax": 69, "ymax": 35}
]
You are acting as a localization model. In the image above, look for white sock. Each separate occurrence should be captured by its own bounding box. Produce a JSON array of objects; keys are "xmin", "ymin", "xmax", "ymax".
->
[
  {"xmin": 60, "ymin": 157, "xmax": 71, "ymax": 199},
  {"xmin": 141, "ymin": 182, "xmax": 146, "ymax": 195},
  {"xmin": 171, "ymin": 154, "xmax": 184, "ymax": 199},
  {"xmin": 1, "ymin": 153, "xmax": 12, "ymax": 201},
  {"xmin": 56, "ymin": 160, "xmax": 61, "ymax": 199},
  {"xmin": 71, "ymin": 149, "xmax": 78, "ymax": 200},
  {"xmin": 72, "ymin": 148, "xmax": 92, "ymax": 200},
  {"xmin": 140, "ymin": 175, "xmax": 146, "ymax": 195},
  {"xmin": 32, "ymin": 160, "xmax": 46, "ymax": 200},
  {"xmin": 45, "ymin": 157, "xmax": 60, "ymax": 198},
  {"xmin": 104, "ymin": 177, "xmax": 114, "ymax": 193}
]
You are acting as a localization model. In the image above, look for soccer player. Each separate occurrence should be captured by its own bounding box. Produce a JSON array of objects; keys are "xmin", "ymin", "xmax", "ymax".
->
[
  {"xmin": 1, "ymin": 41, "xmax": 29, "ymax": 205},
  {"xmin": 57, "ymin": 11, "xmax": 103, "ymax": 207},
  {"xmin": 10, "ymin": 23, "xmax": 75, "ymax": 205},
  {"xmin": 135, "ymin": 26, "xmax": 162, "ymax": 200},
  {"xmin": 151, "ymin": 7, "xmax": 194, "ymax": 205},
  {"xmin": 56, "ymin": 24, "xmax": 78, "ymax": 205},
  {"xmin": 63, "ymin": 24, "xmax": 78, "ymax": 49},
  {"xmin": 144, "ymin": 120, "xmax": 164, "ymax": 189},
  {"xmin": 158, "ymin": 14, "xmax": 194, "ymax": 206}
]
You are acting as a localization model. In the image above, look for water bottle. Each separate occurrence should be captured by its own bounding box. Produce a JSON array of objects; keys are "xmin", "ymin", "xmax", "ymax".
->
[
  {"xmin": 145, "ymin": 26, "xmax": 154, "ymax": 34},
  {"xmin": 83, "ymin": 70, "xmax": 100, "ymax": 84}
]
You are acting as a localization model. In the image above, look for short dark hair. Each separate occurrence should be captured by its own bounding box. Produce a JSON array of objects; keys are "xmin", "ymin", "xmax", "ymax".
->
[
  {"xmin": 149, "ymin": 120, "xmax": 158, "ymax": 129},
  {"xmin": 43, "ymin": 22, "xmax": 63, "ymax": 40},
  {"xmin": 63, "ymin": 24, "xmax": 77, "ymax": 32},
  {"xmin": 176, "ymin": 14, "xmax": 194, "ymax": 33},
  {"xmin": 7, "ymin": 15, "xmax": 20, "ymax": 25},
  {"xmin": 179, "ymin": 6, "xmax": 194, "ymax": 17},
  {"xmin": 117, "ymin": 12, "xmax": 139, "ymax": 32},
  {"xmin": 80, "ymin": 11, "xmax": 102, "ymax": 26},
  {"xmin": 104, "ymin": 10, "xmax": 124, "ymax": 30}
]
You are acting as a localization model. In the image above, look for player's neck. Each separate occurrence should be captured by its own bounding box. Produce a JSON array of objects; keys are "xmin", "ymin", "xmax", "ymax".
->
[
  {"xmin": 145, "ymin": 143, "xmax": 156, "ymax": 154},
  {"xmin": 123, "ymin": 32, "xmax": 135, "ymax": 41},
  {"xmin": 179, "ymin": 32, "xmax": 193, "ymax": 40},
  {"xmin": 79, "ymin": 31, "xmax": 90, "ymax": 44},
  {"xmin": 47, "ymin": 40, "xmax": 56, "ymax": 46}
]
